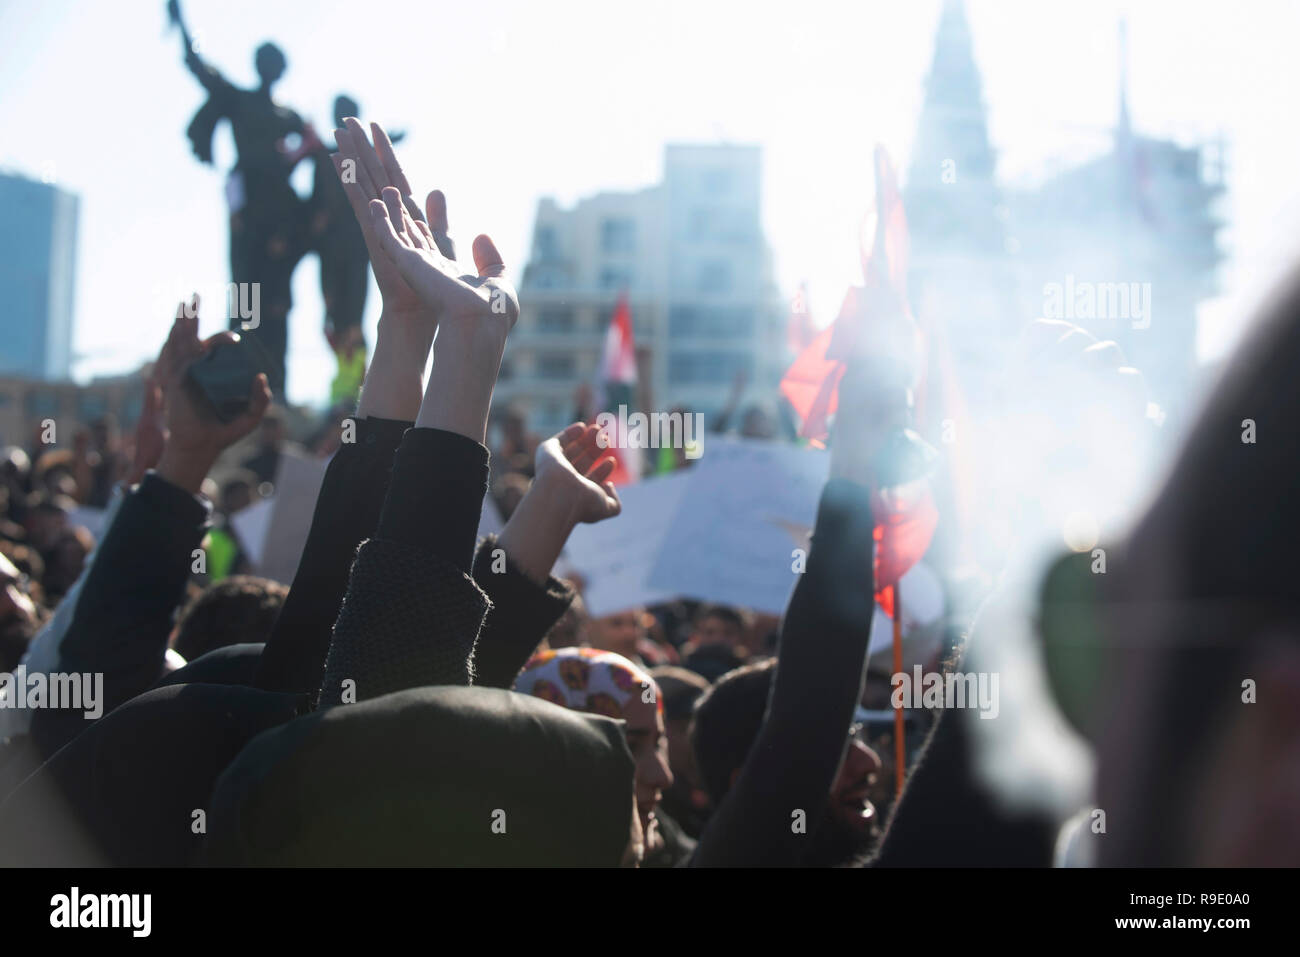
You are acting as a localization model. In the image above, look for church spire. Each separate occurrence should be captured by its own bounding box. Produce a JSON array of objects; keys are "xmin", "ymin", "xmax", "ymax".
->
[
  {"xmin": 904, "ymin": 0, "xmax": 1004, "ymax": 255},
  {"xmin": 1117, "ymin": 18, "xmax": 1132, "ymax": 145}
]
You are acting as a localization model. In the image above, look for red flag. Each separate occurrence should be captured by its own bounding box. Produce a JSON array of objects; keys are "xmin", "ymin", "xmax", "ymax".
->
[
  {"xmin": 598, "ymin": 294, "xmax": 641, "ymax": 485},
  {"xmin": 780, "ymin": 145, "xmax": 917, "ymax": 440},
  {"xmin": 873, "ymin": 486, "xmax": 939, "ymax": 618},
  {"xmin": 786, "ymin": 282, "xmax": 817, "ymax": 355},
  {"xmin": 600, "ymin": 294, "xmax": 637, "ymax": 387},
  {"xmin": 777, "ymin": 146, "xmax": 940, "ymax": 613}
]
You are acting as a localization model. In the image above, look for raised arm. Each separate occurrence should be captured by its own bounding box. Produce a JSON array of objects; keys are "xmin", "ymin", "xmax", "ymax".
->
[
  {"xmin": 254, "ymin": 120, "xmax": 440, "ymax": 695},
  {"xmin": 693, "ymin": 363, "xmax": 891, "ymax": 867},
  {"xmin": 317, "ymin": 138, "xmax": 519, "ymax": 704},
  {"xmin": 471, "ymin": 423, "xmax": 621, "ymax": 688},
  {"xmin": 29, "ymin": 302, "xmax": 270, "ymax": 759},
  {"xmin": 168, "ymin": 0, "xmax": 232, "ymax": 95}
]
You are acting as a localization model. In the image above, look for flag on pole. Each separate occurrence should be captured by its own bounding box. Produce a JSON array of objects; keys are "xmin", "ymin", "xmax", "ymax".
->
[
  {"xmin": 780, "ymin": 145, "xmax": 917, "ymax": 440},
  {"xmin": 598, "ymin": 293, "xmax": 641, "ymax": 485},
  {"xmin": 779, "ymin": 145, "xmax": 938, "ymax": 615}
]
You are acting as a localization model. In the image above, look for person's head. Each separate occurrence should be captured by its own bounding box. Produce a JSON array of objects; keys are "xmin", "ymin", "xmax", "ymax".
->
[
  {"xmin": 589, "ymin": 608, "xmax": 646, "ymax": 661},
  {"xmin": 43, "ymin": 526, "xmax": 93, "ymax": 599},
  {"xmin": 648, "ymin": 665, "xmax": 711, "ymax": 811},
  {"xmin": 691, "ymin": 658, "xmax": 881, "ymax": 866},
  {"xmin": 219, "ymin": 471, "xmax": 257, "ymax": 516},
  {"xmin": 691, "ymin": 604, "xmax": 747, "ymax": 651},
  {"xmin": 1, "ymin": 446, "xmax": 30, "ymax": 483},
  {"xmin": 543, "ymin": 590, "xmax": 590, "ymax": 649},
  {"xmin": 254, "ymin": 42, "xmax": 286, "ymax": 88},
  {"xmin": 31, "ymin": 451, "xmax": 75, "ymax": 499},
  {"xmin": 491, "ymin": 472, "xmax": 530, "ymax": 521},
  {"xmin": 24, "ymin": 497, "xmax": 71, "ymax": 553},
  {"xmin": 516, "ymin": 648, "xmax": 672, "ymax": 851},
  {"xmin": 740, "ymin": 402, "xmax": 778, "ymax": 439},
  {"xmin": 501, "ymin": 405, "xmax": 528, "ymax": 445},
  {"xmin": 0, "ymin": 550, "xmax": 42, "ymax": 672},
  {"xmin": 172, "ymin": 575, "xmax": 288, "ymax": 662},
  {"xmin": 333, "ymin": 94, "xmax": 359, "ymax": 128},
  {"xmin": 91, "ymin": 414, "xmax": 119, "ymax": 452},
  {"xmin": 259, "ymin": 409, "xmax": 287, "ymax": 449}
]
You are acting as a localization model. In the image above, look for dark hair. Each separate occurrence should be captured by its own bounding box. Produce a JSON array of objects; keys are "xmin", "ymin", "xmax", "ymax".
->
[
  {"xmin": 695, "ymin": 604, "xmax": 746, "ymax": 632},
  {"xmin": 689, "ymin": 658, "xmax": 774, "ymax": 803},
  {"xmin": 173, "ymin": 575, "xmax": 287, "ymax": 662},
  {"xmin": 648, "ymin": 665, "xmax": 710, "ymax": 722}
]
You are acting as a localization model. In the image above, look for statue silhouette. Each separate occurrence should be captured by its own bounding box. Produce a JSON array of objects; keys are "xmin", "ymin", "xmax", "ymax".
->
[{"xmin": 168, "ymin": 0, "xmax": 316, "ymax": 396}]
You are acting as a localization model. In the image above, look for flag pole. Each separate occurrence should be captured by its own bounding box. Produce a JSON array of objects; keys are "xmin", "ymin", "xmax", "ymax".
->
[{"xmin": 893, "ymin": 585, "xmax": 906, "ymax": 799}]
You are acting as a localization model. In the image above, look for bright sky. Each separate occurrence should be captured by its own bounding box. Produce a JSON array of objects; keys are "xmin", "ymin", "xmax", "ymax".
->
[{"xmin": 2, "ymin": 0, "xmax": 1298, "ymax": 406}]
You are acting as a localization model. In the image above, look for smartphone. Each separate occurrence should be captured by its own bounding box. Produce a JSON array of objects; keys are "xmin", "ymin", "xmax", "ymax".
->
[{"xmin": 183, "ymin": 337, "xmax": 271, "ymax": 424}]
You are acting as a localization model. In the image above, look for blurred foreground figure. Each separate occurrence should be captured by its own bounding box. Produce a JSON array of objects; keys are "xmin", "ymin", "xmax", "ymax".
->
[{"xmin": 1057, "ymin": 266, "xmax": 1300, "ymax": 866}]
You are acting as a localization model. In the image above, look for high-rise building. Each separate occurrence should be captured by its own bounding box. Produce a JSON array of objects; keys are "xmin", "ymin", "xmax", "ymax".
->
[
  {"xmin": 499, "ymin": 145, "xmax": 785, "ymax": 436},
  {"xmin": 0, "ymin": 171, "xmax": 79, "ymax": 381}
]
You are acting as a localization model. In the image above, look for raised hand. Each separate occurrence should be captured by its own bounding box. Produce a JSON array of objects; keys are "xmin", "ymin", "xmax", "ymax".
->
[
  {"xmin": 332, "ymin": 119, "xmax": 455, "ymax": 318},
  {"xmin": 368, "ymin": 188, "xmax": 518, "ymax": 342},
  {"xmin": 497, "ymin": 424, "xmax": 622, "ymax": 585},
  {"xmin": 535, "ymin": 423, "xmax": 622, "ymax": 525},
  {"xmin": 154, "ymin": 296, "xmax": 272, "ymax": 493}
]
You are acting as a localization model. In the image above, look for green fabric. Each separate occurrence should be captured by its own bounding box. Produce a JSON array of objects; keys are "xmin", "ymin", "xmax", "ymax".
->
[
  {"xmin": 204, "ymin": 527, "xmax": 239, "ymax": 582},
  {"xmin": 330, "ymin": 347, "xmax": 367, "ymax": 405}
]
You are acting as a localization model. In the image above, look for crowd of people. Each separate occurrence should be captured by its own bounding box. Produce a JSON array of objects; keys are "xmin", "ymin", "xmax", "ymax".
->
[{"xmin": 1, "ymin": 114, "xmax": 1297, "ymax": 868}]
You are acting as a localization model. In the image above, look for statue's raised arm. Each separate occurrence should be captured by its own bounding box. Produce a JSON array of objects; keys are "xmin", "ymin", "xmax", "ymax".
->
[{"xmin": 167, "ymin": 0, "xmax": 232, "ymax": 96}]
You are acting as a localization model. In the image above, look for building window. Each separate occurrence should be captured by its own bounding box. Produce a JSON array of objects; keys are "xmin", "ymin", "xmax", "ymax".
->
[
  {"xmin": 535, "ymin": 226, "xmax": 560, "ymax": 260},
  {"xmin": 601, "ymin": 218, "xmax": 636, "ymax": 255},
  {"xmin": 667, "ymin": 351, "xmax": 751, "ymax": 385},
  {"xmin": 537, "ymin": 308, "xmax": 575, "ymax": 333},
  {"xmin": 600, "ymin": 267, "xmax": 632, "ymax": 292},
  {"xmin": 697, "ymin": 260, "xmax": 733, "ymax": 295},
  {"xmin": 25, "ymin": 391, "xmax": 58, "ymax": 418},
  {"xmin": 78, "ymin": 393, "xmax": 108, "ymax": 421},
  {"xmin": 536, "ymin": 354, "xmax": 576, "ymax": 380},
  {"xmin": 668, "ymin": 305, "xmax": 754, "ymax": 337},
  {"xmin": 701, "ymin": 167, "xmax": 732, "ymax": 195}
]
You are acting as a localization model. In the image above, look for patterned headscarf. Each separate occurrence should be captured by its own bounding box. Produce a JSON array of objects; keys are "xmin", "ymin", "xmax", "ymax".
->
[{"xmin": 516, "ymin": 647, "xmax": 662, "ymax": 720}]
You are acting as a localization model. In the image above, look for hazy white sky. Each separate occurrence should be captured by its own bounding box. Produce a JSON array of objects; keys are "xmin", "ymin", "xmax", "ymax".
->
[{"xmin": 2, "ymin": 0, "xmax": 1298, "ymax": 405}]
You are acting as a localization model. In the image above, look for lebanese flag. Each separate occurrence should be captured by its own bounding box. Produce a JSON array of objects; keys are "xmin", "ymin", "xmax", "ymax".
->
[{"xmin": 599, "ymin": 294, "xmax": 641, "ymax": 485}]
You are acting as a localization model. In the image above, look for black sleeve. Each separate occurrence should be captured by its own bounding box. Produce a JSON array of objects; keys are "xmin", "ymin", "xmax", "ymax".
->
[
  {"xmin": 28, "ymin": 473, "xmax": 210, "ymax": 759},
  {"xmin": 470, "ymin": 534, "xmax": 575, "ymax": 689},
  {"xmin": 316, "ymin": 428, "xmax": 492, "ymax": 706},
  {"xmin": 692, "ymin": 478, "xmax": 876, "ymax": 867},
  {"xmin": 254, "ymin": 416, "xmax": 409, "ymax": 696}
]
